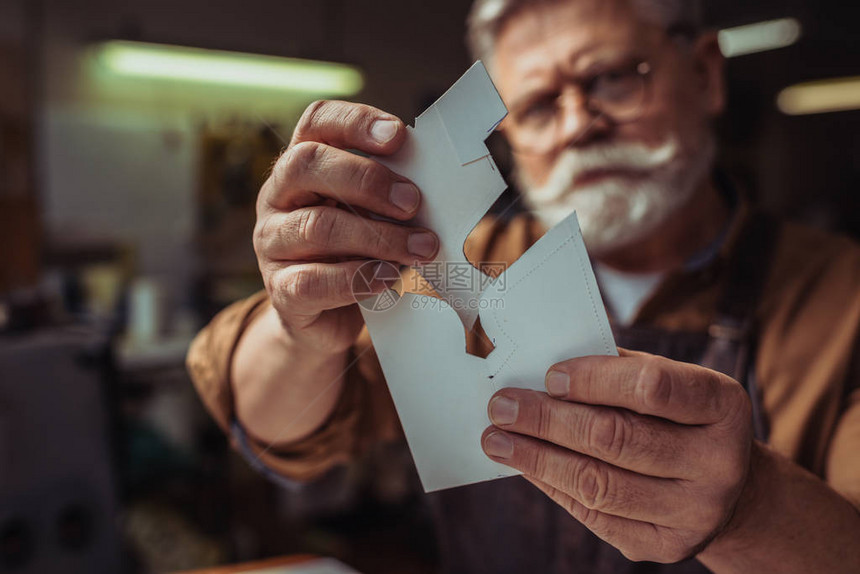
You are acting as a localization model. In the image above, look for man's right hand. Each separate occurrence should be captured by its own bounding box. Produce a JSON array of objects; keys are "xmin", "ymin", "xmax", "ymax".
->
[{"xmin": 254, "ymin": 100, "xmax": 439, "ymax": 355}]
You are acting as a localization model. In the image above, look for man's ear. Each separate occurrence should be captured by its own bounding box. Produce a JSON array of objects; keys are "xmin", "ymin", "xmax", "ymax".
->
[{"xmin": 693, "ymin": 31, "xmax": 726, "ymax": 117}]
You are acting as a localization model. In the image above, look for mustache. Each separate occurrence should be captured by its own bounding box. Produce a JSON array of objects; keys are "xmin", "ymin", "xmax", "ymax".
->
[{"xmin": 526, "ymin": 139, "xmax": 680, "ymax": 202}]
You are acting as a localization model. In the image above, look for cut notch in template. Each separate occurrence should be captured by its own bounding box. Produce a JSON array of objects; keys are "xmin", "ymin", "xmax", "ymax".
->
[{"xmin": 361, "ymin": 61, "xmax": 616, "ymax": 492}]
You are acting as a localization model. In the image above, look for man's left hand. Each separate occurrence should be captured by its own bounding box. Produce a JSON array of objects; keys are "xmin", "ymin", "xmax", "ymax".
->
[{"xmin": 481, "ymin": 350, "xmax": 754, "ymax": 563}]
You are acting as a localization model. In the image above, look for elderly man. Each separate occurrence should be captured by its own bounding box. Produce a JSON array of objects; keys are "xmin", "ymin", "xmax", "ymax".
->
[{"xmin": 187, "ymin": 0, "xmax": 860, "ymax": 572}]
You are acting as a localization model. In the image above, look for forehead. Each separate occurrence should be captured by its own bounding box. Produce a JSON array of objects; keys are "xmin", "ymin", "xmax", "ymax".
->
[{"xmin": 493, "ymin": 0, "xmax": 659, "ymax": 92}]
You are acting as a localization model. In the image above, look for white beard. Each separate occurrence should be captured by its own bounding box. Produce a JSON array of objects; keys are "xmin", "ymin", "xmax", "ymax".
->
[{"xmin": 518, "ymin": 133, "xmax": 716, "ymax": 257}]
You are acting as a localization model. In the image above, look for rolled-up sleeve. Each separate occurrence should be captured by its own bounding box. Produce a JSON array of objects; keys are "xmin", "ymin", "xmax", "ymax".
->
[{"xmin": 186, "ymin": 291, "xmax": 401, "ymax": 483}]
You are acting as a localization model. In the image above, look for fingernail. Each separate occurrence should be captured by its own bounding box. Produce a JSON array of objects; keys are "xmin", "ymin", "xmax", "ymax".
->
[
  {"xmin": 483, "ymin": 431, "xmax": 514, "ymax": 459},
  {"xmin": 371, "ymin": 119, "xmax": 398, "ymax": 144},
  {"xmin": 408, "ymin": 232, "xmax": 437, "ymax": 259},
  {"xmin": 489, "ymin": 396, "xmax": 519, "ymax": 426},
  {"xmin": 546, "ymin": 371, "xmax": 570, "ymax": 397},
  {"xmin": 390, "ymin": 182, "xmax": 420, "ymax": 214}
]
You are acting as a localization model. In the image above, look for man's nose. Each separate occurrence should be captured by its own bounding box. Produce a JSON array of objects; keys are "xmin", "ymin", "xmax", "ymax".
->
[{"xmin": 556, "ymin": 87, "xmax": 606, "ymax": 147}]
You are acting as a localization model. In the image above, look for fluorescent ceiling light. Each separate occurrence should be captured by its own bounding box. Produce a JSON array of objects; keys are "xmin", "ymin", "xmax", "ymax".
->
[
  {"xmin": 718, "ymin": 18, "xmax": 802, "ymax": 58},
  {"xmin": 777, "ymin": 77, "xmax": 860, "ymax": 115},
  {"xmin": 96, "ymin": 40, "xmax": 364, "ymax": 96}
]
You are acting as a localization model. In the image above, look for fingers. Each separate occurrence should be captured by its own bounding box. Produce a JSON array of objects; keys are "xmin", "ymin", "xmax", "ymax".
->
[
  {"xmin": 264, "ymin": 142, "xmax": 421, "ymax": 220},
  {"xmin": 525, "ymin": 476, "xmax": 646, "ymax": 557},
  {"xmin": 255, "ymin": 100, "xmax": 413, "ymax": 348},
  {"xmin": 267, "ymin": 259, "xmax": 401, "ymax": 318},
  {"xmin": 525, "ymin": 477, "xmax": 697, "ymax": 564},
  {"xmin": 481, "ymin": 428, "xmax": 693, "ymax": 528},
  {"xmin": 544, "ymin": 354, "xmax": 746, "ymax": 425},
  {"xmin": 487, "ymin": 389, "xmax": 710, "ymax": 479},
  {"xmin": 256, "ymin": 206, "xmax": 438, "ymax": 266},
  {"xmin": 290, "ymin": 100, "xmax": 406, "ymax": 155}
]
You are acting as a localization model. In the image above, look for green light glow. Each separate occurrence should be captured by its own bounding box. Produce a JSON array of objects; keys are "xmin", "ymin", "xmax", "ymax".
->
[
  {"xmin": 97, "ymin": 41, "xmax": 364, "ymax": 96},
  {"xmin": 718, "ymin": 18, "xmax": 802, "ymax": 58}
]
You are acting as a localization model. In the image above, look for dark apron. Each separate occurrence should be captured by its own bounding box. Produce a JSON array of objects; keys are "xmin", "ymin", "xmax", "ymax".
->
[{"xmin": 425, "ymin": 213, "xmax": 777, "ymax": 574}]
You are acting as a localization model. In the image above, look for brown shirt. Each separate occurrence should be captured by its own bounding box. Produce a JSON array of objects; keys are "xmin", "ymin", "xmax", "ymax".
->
[{"xmin": 187, "ymin": 206, "xmax": 860, "ymax": 510}]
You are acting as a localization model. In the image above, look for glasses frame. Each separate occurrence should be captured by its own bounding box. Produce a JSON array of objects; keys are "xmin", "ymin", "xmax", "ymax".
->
[{"xmin": 502, "ymin": 59, "xmax": 654, "ymax": 156}]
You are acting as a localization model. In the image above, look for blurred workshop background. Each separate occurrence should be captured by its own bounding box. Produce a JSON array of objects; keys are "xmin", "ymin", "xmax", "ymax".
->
[{"xmin": 0, "ymin": 0, "xmax": 857, "ymax": 572}]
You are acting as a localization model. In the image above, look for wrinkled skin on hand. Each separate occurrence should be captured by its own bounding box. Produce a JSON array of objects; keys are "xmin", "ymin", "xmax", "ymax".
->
[{"xmin": 482, "ymin": 349, "xmax": 753, "ymax": 563}]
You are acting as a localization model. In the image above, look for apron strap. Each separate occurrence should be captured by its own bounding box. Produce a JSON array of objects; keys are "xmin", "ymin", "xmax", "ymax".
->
[{"xmin": 701, "ymin": 211, "xmax": 779, "ymax": 441}]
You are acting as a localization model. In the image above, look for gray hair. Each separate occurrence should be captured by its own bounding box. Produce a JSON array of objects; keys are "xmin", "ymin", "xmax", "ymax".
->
[{"xmin": 467, "ymin": 0, "xmax": 704, "ymax": 67}]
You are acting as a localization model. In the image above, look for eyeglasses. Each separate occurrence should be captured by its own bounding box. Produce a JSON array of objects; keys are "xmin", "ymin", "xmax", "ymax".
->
[{"xmin": 503, "ymin": 60, "xmax": 653, "ymax": 155}]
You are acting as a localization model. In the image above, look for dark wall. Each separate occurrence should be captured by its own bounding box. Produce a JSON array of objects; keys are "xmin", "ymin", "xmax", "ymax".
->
[{"xmin": 707, "ymin": 0, "xmax": 860, "ymax": 236}]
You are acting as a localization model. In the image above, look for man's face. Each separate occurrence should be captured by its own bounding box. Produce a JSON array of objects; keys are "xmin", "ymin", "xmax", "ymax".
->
[{"xmin": 492, "ymin": 0, "xmax": 725, "ymax": 254}]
